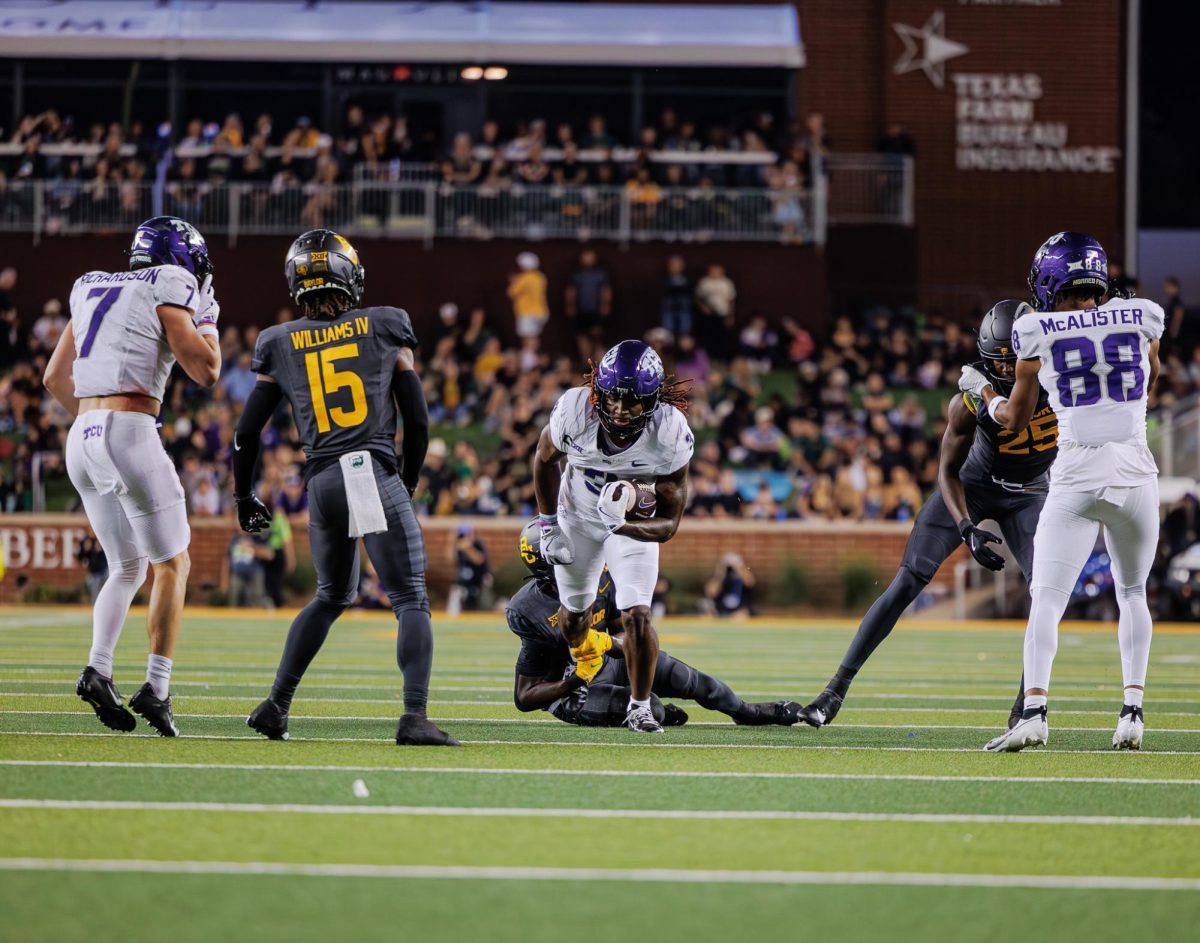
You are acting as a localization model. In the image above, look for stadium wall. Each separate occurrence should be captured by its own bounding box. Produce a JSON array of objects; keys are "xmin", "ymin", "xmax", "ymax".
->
[
  {"xmin": 792, "ymin": 0, "xmax": 1125, "ymax": 309},
  {"xmin": 0, "ymin": 515, "xmax": 966, "ymax": 608},
  {"xmin": 0, "ymin": 234, "xmax": 830, "ymax": 343}
]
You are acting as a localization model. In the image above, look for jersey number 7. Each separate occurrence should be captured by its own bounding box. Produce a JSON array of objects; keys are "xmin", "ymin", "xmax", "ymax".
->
[{"xmin": 304, "ymin": 343, "xmax": 368, "ymax": 433}]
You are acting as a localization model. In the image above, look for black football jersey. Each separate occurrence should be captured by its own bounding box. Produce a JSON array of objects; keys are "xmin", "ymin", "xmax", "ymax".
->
[
  {"xmin": 251, "ymin": 305, "xmax": 418, "ymax": 479},
  {"xmin": 960, "ymin": 382, "xmax": 1058, "ymax": 488},
  {"xmin": 506, "ymin": 575, "xmax": 618, "ymax": 680}
]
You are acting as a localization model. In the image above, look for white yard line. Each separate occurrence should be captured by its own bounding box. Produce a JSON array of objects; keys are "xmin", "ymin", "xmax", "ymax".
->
[
  {"xmin": 1, "ymin": 797, "xmax": 1196, "ymax": 827},
  {"xmin": 1, "ymin": 759, "xmax": 1197, "ymax": 786},
  {"xmin": 5, "ymin": 710, "xmax": 1200, "ymax": 735},
  {"xmin": 0, "ymin": 858, "xmax": 1196, "ymax": 891},
  {"xmin": 2, "ymin": 730, "xmax": 1197, "ymax": 754}
]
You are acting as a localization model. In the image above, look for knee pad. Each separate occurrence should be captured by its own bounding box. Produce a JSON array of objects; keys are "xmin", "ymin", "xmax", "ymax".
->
[
  {"xmin": 112, "ymin": 557, "xmax": 148, "ymax": 586},
  {"xmin": 665, "ymin": 659, "xmax": 701, "ymax": 699},
  {"xmin": 387, "ymin": 588, "xmax": 430, "ymax": 616},
  {"xmin": 896, "ymin": 565, "xmax": 930, "ymax": 596},
  {"xmin": 563, "ymin": 592, "xmax": 596, "ymax": 613},
  {"xmin": 313, "ymin": 592, "xmax": 354, "ymax": 614},
  {"xmin": 1116, "ymin": 582, "xmax": 1146, "ymax": 602}
]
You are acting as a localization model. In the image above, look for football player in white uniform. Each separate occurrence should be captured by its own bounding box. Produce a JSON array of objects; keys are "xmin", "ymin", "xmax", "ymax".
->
[
  {"xmin": 43, "ymin": 216, "xmax": 221, "ymax": 736},
  {"xmin": 961, "ymin": 232, "xmax": 1163, "ymax": 752},
  {"xmin": 532, "ymin": 340, "xmax": 694, "ymax": 733}
]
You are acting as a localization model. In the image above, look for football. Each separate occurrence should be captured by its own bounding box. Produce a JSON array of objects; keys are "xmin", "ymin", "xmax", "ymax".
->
[{"xmin": 628, "ymin": 480, "xmax": 657, "ymax": 519}]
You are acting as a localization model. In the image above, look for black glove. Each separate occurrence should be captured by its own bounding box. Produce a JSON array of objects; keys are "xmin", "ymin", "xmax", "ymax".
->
[
  {"xmin": 235, "ymin": 493, "xmax": 273, "ymax": 533},
  {"xmin": 958, "ymin": 519, "xmax": 1005, "ymax": 571}
]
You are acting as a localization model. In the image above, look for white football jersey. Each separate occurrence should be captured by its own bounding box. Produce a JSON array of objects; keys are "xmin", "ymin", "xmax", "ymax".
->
[
  {"xmin": 69, "ymin": 265, "xmax": 203, "ymax": 401},
  {"xmin": 1012, "ymin": 296, "xmax": 1164, "ymax": 490},
  {"xmin": 549, "ymin": 386, "xmax": 694, "ymax": 516}
]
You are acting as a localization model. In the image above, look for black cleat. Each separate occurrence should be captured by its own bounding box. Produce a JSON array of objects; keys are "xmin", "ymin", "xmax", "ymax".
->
[
  {"xmin": 662, "ymin": 703, "xmax": 689, "ymax": 727},
  {"xmin": 797, "ymin": 690, "xmax": 844, "ymax": 728},
  {"xmin": 129, "ymin": 683, "xmax": 179, "ymax": 737},
  {"xmin": 396, "ymin": 714, "xmax": 459, "ymax": 746},
  {"xmin": 735, "ymin": 700, "xmax": 801, "ymax": 726},
  {"xmin": 1007, "ymin": 702, "xmax": 1025, "ymax": 730},
  {"xmin": 76, "ymin": 666, "xmax": 137, "ymax": 732},
  {"xmin": 247, "ymin": 698, "xmax": 290, "ymax": 741}
]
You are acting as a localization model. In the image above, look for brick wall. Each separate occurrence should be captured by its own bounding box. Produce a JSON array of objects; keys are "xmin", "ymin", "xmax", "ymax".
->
[{"xmin": 0, "ymin": 514, "xmax": 965, "ymax": 608}]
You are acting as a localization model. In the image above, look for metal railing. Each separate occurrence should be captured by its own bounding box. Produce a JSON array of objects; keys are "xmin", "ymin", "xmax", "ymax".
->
[
  {"xmin": 1149, "ymin": 392, "xmax": 1200, "ymax": 481},
  {"xmin": 0, "ymin": 156, "xmax": 913, "ymax": 245},
  {"xmin": 1, "ymin": 179, "xmax": 828, "ymax": 247}
]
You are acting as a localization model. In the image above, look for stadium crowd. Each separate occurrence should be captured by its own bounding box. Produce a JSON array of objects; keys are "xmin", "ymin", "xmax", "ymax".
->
[
  {"xmin": 1, "ymin": 106, "xmax": 846, "ymax": 240},
  {"xmin": 2, "ymin": 254, "xmax": 1195, "ymax": 529}
]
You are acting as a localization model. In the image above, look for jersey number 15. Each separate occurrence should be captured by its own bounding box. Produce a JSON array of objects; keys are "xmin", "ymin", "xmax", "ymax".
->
[
  {"xmin": 304, "ymin": 343, "xmax": 368, "ymax": 433},
  {"xmin": 1050, "ymin": 333, "xmax": 1144, "ymax": 408}
]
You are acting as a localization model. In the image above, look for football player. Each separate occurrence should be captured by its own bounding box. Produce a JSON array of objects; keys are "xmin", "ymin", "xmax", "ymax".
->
[
  {"xmin": 508, "ymin": 521, "xmax": 800, "ymax": 727},
  {"xmin": 531, "ymin": 340, "xmax": 693, "ymax": 733},
  {"xmin": 798, "ymin": 299, "xmax": 1056, "ymax": 731},
  {"xmin": 969, "ymin": 232, "xmax": 1162, "ymax": 752},
  {"xmin": 43, "ymin": 216, "xmax": 222, "ymax": 736},
  {"xmin": 232, "ymin": 229, "xmax": 455, "ymax": 746}
]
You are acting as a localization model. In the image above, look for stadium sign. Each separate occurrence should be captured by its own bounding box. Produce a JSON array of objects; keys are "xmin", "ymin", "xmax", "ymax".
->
[
  {"xmin": 892, "ymin": 9, "xmax": 1119, "ymax": 173},
  {"xmin": 0, "ymin": 522, "xmax": 90, "ymax": 571}
]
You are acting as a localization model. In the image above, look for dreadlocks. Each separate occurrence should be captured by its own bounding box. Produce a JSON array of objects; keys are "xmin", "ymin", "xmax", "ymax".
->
[
  {"xmin": 582, "ymin": 359, "xmax": 692, "ymax": 414},
  {"xmin": 299, "ymin": 289, "xmax": 353, "ymax": 320}
]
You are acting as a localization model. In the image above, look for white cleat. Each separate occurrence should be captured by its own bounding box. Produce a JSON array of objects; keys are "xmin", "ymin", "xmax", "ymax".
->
[
  {"xmin": 625, "ymin": 704, "xmax": 665, "ymax": 734},
  {"xmin": 984, "ymin": 709, "xmax": 1048, "ymax": 752},
  {"xmin": 1113, "ymin": 705, "xmax": 1144, "ymax": 750}
]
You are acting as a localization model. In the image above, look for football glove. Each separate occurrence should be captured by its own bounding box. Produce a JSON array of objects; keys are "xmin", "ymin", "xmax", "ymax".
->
[
  {"xmin": 235, "ymin": 493, "xmax": 273, "ymax": 533},
  {"xmin": 538, "ymin": 514, "xmax": 575, "ymax": 566},
  {"xmin": 193, "ymin": 287, "xmax": 220, "ymax": 338},
  {"xmin": 958, "ymin": 519, "xmax": 1005, "ymax": 571},
  {"xmin": 596, "ymin": 480, "xmax": 632, "ymax": 533},
  {"xmin": 570, "ymin": 628, "xmax": 613, "ymax": 683},
  {"xmin": 958, "ymin": 364, "xmax": 991, "ymax": 398}
]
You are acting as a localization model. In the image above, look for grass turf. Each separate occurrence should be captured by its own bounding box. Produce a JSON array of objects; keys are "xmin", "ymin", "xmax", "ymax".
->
[{"xmin": 1, "ymin": 607, "xmax": 1198, "ymax": 941}]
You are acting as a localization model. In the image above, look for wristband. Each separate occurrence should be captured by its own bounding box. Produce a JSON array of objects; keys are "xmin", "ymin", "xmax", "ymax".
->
[
  {"xmin": 538, "ymin": 513, "xmax": 557, "ymax": 526},
  {"xmin": 196, "ymin": 323, "xmax": 219, "ymax": 338},
  {"xmin": 986, "ymin": 395, "xmax": 1008, "ymax": 423}
]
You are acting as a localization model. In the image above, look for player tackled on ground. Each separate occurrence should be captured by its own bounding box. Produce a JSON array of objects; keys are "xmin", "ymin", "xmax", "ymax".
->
[
  {"xmin": 43, "ymin": 216, "xmax": 222, "ymax": 737},
  {"xmin": 531, "ymin": 340, "xmax": 693, "ymax": 733},
  {"xmin": 232, "ymin": 229, "xmax": 455, "ymax": 746},
  {"xmin": 972, "ymin": 232, "xmax": 1162, "ymax": 752},
  {"xmin": 507, "ymin": 521, "xmax": 800, "ymax": 727},
  {"xmin": 798, "ymin": 299, "xmax": 1055, "ymax": 731}
]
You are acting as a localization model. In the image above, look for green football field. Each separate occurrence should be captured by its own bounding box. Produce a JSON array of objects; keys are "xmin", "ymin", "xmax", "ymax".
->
[{"xmin": 1, "ymin": 605, "xmax": 1198, "ymax": 942}]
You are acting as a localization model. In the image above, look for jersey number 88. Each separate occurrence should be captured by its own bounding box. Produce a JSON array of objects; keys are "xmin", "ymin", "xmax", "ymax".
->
[{"xmin": 1050, "ymin": 333, "xmax": 1144, "ymax": 408}]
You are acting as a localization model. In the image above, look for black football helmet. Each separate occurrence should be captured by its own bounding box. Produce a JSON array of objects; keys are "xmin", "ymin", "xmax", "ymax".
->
[
  {"xmin": 284, "ymin": 229, "xmax": 365, "ymax": 306},
  {"xmin": 977, "ymin": 298, "xmax": 1031, "ymax": 395},
  {"xmin": 518, "ymin": 519, "xmax": 554, "ymax": 585}
]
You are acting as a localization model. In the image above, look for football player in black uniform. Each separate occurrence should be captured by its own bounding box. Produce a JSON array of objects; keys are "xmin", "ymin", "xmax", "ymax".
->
[
  {"xmin": 232, "ymin": 229, "xmax": 456, "ymax": 746},
  {"xmin": 798, "ymin": 300, "xmax": 1058, "ymax": 730},
  {"xmin": 508, "ymin": 521, "xmax": 800, "ymax": 728}
]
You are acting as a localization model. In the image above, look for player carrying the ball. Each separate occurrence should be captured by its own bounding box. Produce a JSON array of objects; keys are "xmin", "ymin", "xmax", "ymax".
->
[{"xmin": 532, "ymin": 340, "xmax": 694, "ymax": 733}]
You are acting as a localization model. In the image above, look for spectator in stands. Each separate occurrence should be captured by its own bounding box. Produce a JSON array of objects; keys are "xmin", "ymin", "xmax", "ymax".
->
[
  {"xmin": 581, "ymin": 113, "xmax": 617, "ymax": 149},
  {"xmin": 1164, "ymin": 277, "xmax": 1193, "ymax": 356},
  {"xmin": 189, "ymin": 473, "xmax": 223, "ymax": 517},
  {"xmin": 741, "ymin": 406, "xmax": 786, "ymax": 470},
  {"xmin": 508, "ymin": 252, "xmax": 549, "ymax": 339},
  {"xmin": 694, "ymin": 263, "xmax": 736, "ymax": 353},
  {"xmin": 704, "ymin": 553, "xmax": 755, "ymax": 618},
  {"xmin": 553, "ymin": 142, "xmax": 589, "ymax": 187},
  {"xmin": 564, "ymin": 249, "xmax": 612, "ymax": 363},
  {"xmin": 447, "ymin": 524, "xmax": 491, "ymax": 614},
  {"xmin": 276, "ymin": 472, "xmax": 309, "ymax": 518},
  {"xmin": 515, "ymin": 142, "xmax": 551, "ymax": 186},
  {"xmin": 801, "ymin": 112, "xmax": 831, "ymax": 178},
  {"xmin": 221, "ymin": 350, "xmax": 258, "ymax": 405},
  {"xmin": 443, "ymin": 132, "xmax": 482, "ymax": 185},
  {"xmin": 76, "ymin": 531, "xmax": 108, "ymax": 603},
  {"xmin": 30, "ymin": 299, "xmax": 66, "ymax": 353},
  {"xmin": 226, "ymin": 532, "xmax": 272, "ymax": 607},
  {"xmin": 877, "ymin": 123, "xmax": 915, "ymax": 158},
  {"xmin": 660, "ymin": 255, "xmax": 693, "ymax": 339}
]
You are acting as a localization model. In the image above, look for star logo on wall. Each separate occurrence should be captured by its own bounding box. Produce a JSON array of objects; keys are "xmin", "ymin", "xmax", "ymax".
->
[{"xmin": 893, "ymin": 10, "xmax": 969, "ymax": 89}]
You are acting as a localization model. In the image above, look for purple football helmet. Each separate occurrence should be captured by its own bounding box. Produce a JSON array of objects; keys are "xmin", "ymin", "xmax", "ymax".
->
[
  {"xmin": 129, "ymin": 216, "xmax": 213, "ymax": 290},
  {"xmin": 1028, "ymin": 231, "xmax": 1107, "ymax": 311},
  {"xmin": 592, "ymin": 339, "xmax": 665, "ymax": 440}
]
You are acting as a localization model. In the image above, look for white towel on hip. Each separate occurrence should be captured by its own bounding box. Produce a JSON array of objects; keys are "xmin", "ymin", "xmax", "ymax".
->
[{"xmin": 339, "ymin": 451, "xmax": 389, "ymax": 537}]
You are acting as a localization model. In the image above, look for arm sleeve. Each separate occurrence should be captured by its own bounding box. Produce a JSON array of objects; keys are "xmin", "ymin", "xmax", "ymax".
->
[
  {"xmin": 152, "ymin": 266, "xmax": 199, "ymax": 313},
  {"xmin": 392, "ymin": 369, "xmax": 429, "ymax": 493},
  {"xmin": 232, "ymin": 380, "xmax": 284, "ymax": 498}
]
